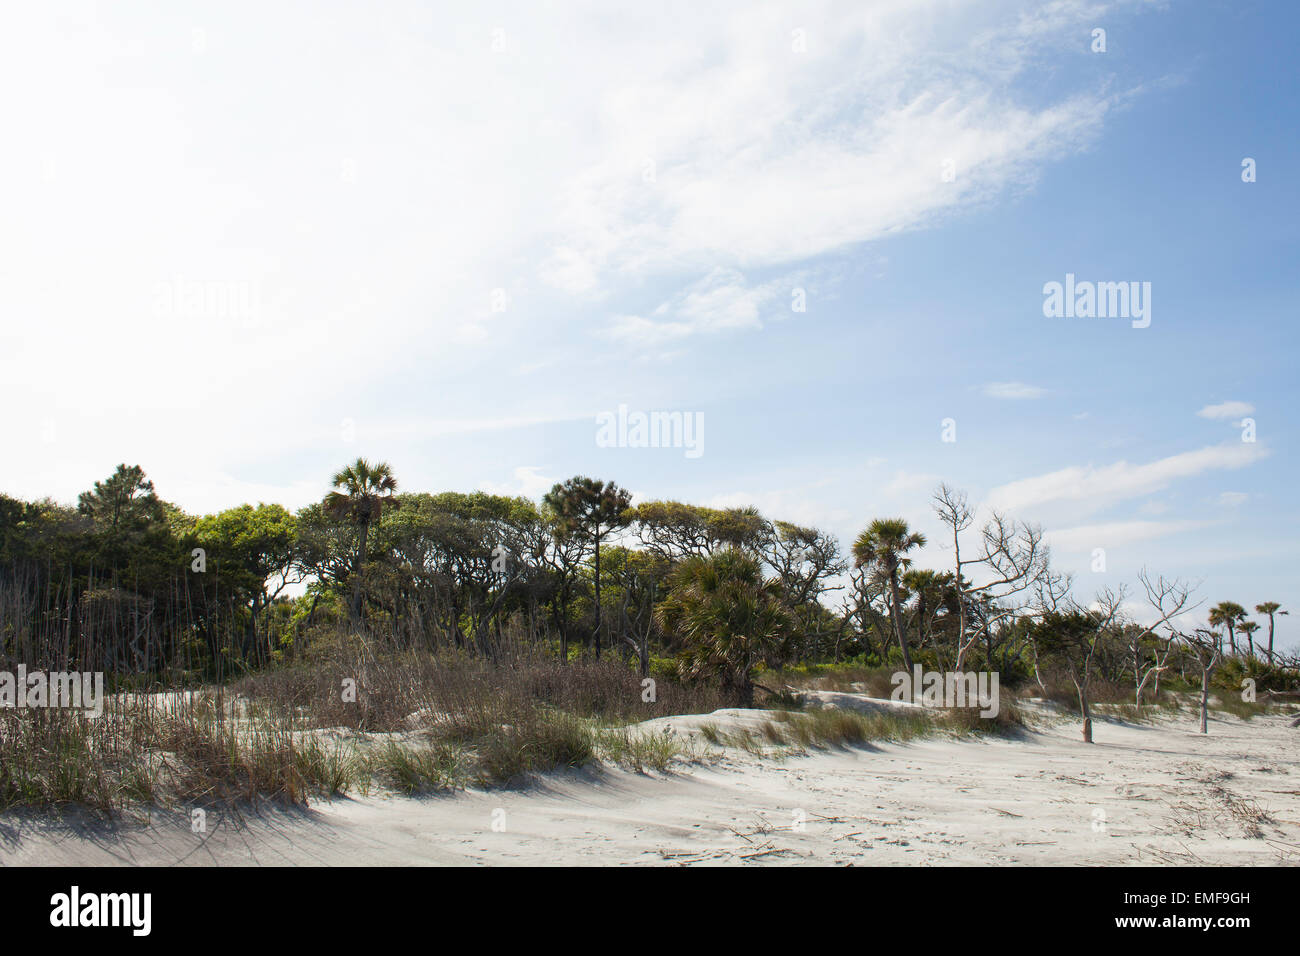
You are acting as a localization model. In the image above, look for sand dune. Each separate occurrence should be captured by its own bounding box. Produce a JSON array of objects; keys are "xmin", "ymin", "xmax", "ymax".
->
[{"xmin": 3, "ymin": 701, "xmax": 1297, "ymax": 866}]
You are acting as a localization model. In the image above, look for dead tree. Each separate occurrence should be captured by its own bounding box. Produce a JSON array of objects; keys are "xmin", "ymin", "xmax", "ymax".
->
[
  {"xmin": 932, "ymin": 484, "xmax": 1048, "ymax": 672},
  {"xmin": 1133, "ymin": 569, "xmax": 1201, "ymax": 706},
  {"xmin": 1031, "ymin": 584, "xmax": 1124, "ymax": 743},
  {"xmin": 1029, "ymin": 566, "xmax": 1073, "ymax": 694},
  {"xmin": 1181, "ymin": 627, "xmax": 1223, "ymax": 735}
]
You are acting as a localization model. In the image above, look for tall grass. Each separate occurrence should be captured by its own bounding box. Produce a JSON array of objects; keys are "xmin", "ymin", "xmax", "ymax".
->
[{"xmin": 0, "ymin": 632, "xmax": 736, "ymax": 813}]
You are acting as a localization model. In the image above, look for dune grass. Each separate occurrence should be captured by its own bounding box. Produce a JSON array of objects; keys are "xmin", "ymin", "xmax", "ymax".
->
[{"xmin": 0, "ymin": 648, "xmax": 717, "ymax": 813}]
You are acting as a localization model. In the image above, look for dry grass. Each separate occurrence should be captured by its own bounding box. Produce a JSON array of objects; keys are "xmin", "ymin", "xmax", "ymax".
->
[
  {"xmin": 1166, "ymin": 785, "xmax": 1276, "ymax": 841},
  {"xmin": 0, "ymin": 638, "xmax": 737, "ymax": 814}
]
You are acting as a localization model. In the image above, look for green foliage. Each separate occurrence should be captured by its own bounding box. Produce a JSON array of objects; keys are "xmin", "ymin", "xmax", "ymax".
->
[
  {"xmin": 476, "ymin": 709, "xmax": 595, "ymax": 785},
  {"xmin": 543, "ymin": 476, "xmax": 632, "ymax": 545},
  {"xmin": 370, "ymin": 740, "xmax": 467, "ymax": 793},
  {"xmin": 656, "ymin": 548, "xmax": 794, "ymax": 706}
]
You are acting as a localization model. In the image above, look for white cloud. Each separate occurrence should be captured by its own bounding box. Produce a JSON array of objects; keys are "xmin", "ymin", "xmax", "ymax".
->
[
  {"xmin": 481, "ymin": 466, "xmax": 555, "ymax": 501},
  {"xmin": 538, "ymin": 246, "xmax": 600, "ymax": 296},
  {"xmin": 1196, "ymin": 400, "xmax": 1255, "ymax": 420},
  {"xmin": 544, "ymin": 0, "xmax": 1132, "ymax": 303},
  {"xmin": 0, "ymin": 0, "xmax": 1165, "ymax": 517},
  {"xmin": 986, "ymin": 443, "xmax": 1270, "ymax": 514},
  {"xmin": 1046, "ymin": 519, "xmax": 1212, "ymax": 555},
  {"xmin": 983, "ymin": 381, "xmax": 1048, "ymax": 399},
  {"xmin": 606, "ymin": 268, "xmax": 789, "ymax": 345},
  {"xmin": 148, "ymin": 473, "xmax": 325, "ymax": 517},
  {"xmin": 884, "ymin": 470, "xmax": 943, "ymax": 496},
  {"xmin": 1218, "ymin": 491, "xmax": 1249, "ymax": 507},
  {"xmin": 704, "ymin": 488, "xmax": 853, "ymax": 530}
]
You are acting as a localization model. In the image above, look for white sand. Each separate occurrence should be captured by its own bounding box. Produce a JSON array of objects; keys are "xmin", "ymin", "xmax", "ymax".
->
[{"xmin": 3, "ymin": 701, "xmax": 1297, "ymax": 866}]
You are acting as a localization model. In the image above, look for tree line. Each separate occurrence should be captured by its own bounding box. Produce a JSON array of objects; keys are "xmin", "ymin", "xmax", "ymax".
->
[{"xmin": 1, "ymin": 461, "xmax": 1293, "ymax": 729}]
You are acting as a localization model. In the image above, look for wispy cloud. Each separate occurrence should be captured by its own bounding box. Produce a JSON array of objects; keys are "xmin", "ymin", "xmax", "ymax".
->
[
  {"xmin": 884, "ymin": 470, "xmax": 943, "ymax": 495},
  {"xmin": 986, "ymin": 442, "xmax": 1270, "ymax": 514},
  {"xmin": 548, "ymin": 0, "xmax": 1132, "ymax": 306},
  {"xmin": 1196, "ymin": 400, "xmax": 1254, "ymax": 421},
  {"xmin": 481, "ymin": 466, "xmax": 555, "ymax": 500},
  {"xmin": 606, "ymin": 268, "xmax": 789, "ymax": 345},
  {"xmin": 983, "ymin": 381, "xmax": 1048, "ymax": 399},
  {"xmin": 1046, "ymin": 519, "xmax": 1214, "ymax": 555}
]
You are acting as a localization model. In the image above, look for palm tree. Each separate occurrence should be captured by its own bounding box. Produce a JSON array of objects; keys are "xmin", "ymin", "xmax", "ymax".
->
[
  {"xmin": 853, "ymin": 518, "xmax": 926, "ymax": 676},
  {"xmin": 1255, "ymin": 602, "xmax": 1288, "ymax": 662},
  {"xmin": 324, "ymin": 458, "xmax": 398, "ymax": 621},
  {"xmin": 900, "ymin": 568, "xmax": 956, "ymax": 663},
  {"xmin": 542, "ymin": 477, "xmax": 632, "ymax": 659},
  {"xmin": 1208, "ymin": 601, "xmax": 1248, "ymax": 657},
  {"xmin": 1238, "ymin": 620, "xmax": 1260, "ymax": 661},
  {"xmin": 655, "ymin": 549, "xmax": 792, "ymax": 706}
]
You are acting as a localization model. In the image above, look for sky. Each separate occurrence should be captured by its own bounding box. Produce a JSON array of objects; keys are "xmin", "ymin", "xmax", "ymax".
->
[{"xmin": 1, "ymin": 0, "xmax": 1296, "ymax": 647}]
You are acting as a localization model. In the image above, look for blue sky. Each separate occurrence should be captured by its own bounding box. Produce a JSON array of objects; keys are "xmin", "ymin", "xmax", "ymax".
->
[{"xmin": 1, "ymin": 1, "xmax": 1295, "ymax": 646}]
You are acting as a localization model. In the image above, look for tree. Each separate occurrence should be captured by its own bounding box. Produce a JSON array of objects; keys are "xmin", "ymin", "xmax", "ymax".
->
[
  {"xmin": 1031, "ymin": 589, "xmax": 1124, "ymax": 743},
  {"xmin": 763, "ymin": 521, "xmax": 846, "ymax": 607},
  {"xmin": 542, "ymin": 477, "xmax": 631, "ymax": 660},
  {"xmin": 1180, "ymin": 627, "xmax": 1223, "ymax": 734},
  {"xmin": 630, "ymin": 500, "xmax": 714, "ymax": 561},
  {"xmin": 840, "ymin": 564, "xmax": 893, "ymax": 662},
  {"xmin": 706, "ymin": 506, "xmax": 771, "ymax": 553},
  {"xmin": 1209, "ymin": 601, "xmax": 1247, "ymax": 657},
  {"xmin": 932, "ymin": 484, "xmax": 1047, "ymax": 672},
  {"xmin": 763, "ymin": 521, "xmax": 846, "ymax": 661},
  {"xmin": 1255, "ymin": 602, "xmax": 1288, "ymax": 663},
  {"xmin": 900, "ymin": 567, "xmax": 959, "ymax": 664},
  {"xmin": 655, "ymin": 549, "xmax": 792, "ymax": 706},
  {"xmin": 1132, "ymin": 569, "xmax": 1200, "ymax": 705},
  {"xmin": 194, "ymin": 504, "xmax": 300, "ymax": 664},
  {"xmin": 77, "ymin": 464, "xmax": 165, "ymax": 532},
  {"xmin": 360, "ymin": 491, "xmax": 544, "ymax": 654},
  {"xmin": 1238, "ymin": 620, "xmax": 1261, "ymax": 662},
  {"xmin": 324, "ymin": 458, "xmax": 398, "ymax": 621},
  {"xmin": 537, "ymin": 501, "xmax": 590, "ymax": 662},
  {"xmin": 852, "ymin": 518, "xmax": 926, "ymax": 677},
  {"xmin": 605, "ymin": 546, "xmax": 667, "ymax": 677},
  {"xmin": 74, "ymin": 464, "xmax": 182, "ymax": 615}
]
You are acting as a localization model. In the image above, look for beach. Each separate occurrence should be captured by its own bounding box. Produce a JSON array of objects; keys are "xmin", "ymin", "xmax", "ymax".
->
[{"xmin": 5, "ymin": 703, "xmax": 1296, "ymax": 867}]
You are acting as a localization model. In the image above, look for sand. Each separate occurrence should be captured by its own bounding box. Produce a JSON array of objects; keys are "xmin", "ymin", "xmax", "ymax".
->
[{"xmin": 2, "ymin": 700, "xmax": 1297, "ymax": 866}]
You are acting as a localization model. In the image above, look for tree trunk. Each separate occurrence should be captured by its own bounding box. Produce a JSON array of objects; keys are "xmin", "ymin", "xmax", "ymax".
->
[
  {"xmin": 247, "ymin": 594, "xmax": 260, "ymax": 666},
  {"xmin": 1076, "ymin": 679, "xmax": 1093, "ymax": 743},
  {"xmin": 739, "ymin": 672, "xmax": 755, "ymax": 708},
  {"xmin": 593, "ymin": 531, "xmax": 602, "ymax": 660},
  {"xmin": 887, "ymin": 571, "xmax": 913, "ymax": 684},
  {"xmin": 1134, "ymin": 649, "xmax": 1142, "ymax": 706},
  {"xmin": 351, "ymin": 520, "xmax": 369, "ymax": 622},
  {"xmin": 551, "ymin": 587, "xmax": 569, "ymax": 664},
  {"xmin": 1199, "ymin": 669, "xmax": 1210, "ymax": 734}
]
